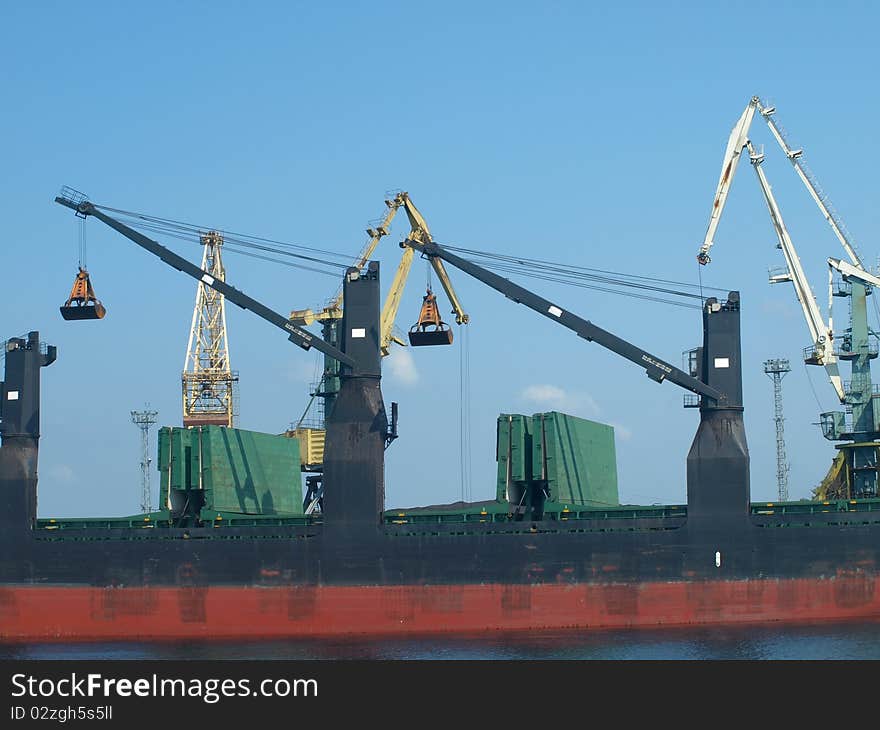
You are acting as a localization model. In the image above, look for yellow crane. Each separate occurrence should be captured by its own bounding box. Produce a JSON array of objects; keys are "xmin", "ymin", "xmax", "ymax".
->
[
  {"xmin": 289, "ymin": 191, "xmax": 468, "ymax": 356},
  {"xmin": 286, "ymin": 192, "xmax": 468, "ymax": 489}
]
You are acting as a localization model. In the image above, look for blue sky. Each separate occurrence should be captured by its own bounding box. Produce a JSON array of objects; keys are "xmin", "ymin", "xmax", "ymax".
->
[{"xmin": 2, "ymin": 1, "xmax": 878, "ymax": 517}]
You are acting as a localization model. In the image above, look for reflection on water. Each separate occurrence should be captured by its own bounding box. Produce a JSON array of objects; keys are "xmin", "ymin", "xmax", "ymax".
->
[{"xmin": 3, "ymin": 621, "xmax": 880, "ymax": 660}]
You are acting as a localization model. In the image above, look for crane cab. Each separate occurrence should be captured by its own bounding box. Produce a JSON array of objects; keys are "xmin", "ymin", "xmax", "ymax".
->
[
  {"xmin": 60, "ymin": 267, "xmax": 106, "ymax": 321},
  {"xmin": 408, "ymin": 288, "xmax": 453, "ymax": 347}
]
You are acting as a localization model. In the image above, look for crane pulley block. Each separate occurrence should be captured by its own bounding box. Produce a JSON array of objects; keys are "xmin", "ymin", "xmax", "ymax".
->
[
  {"xmin": 60, "ymin": 266, "xmax": 106, "ymax": 321},
  {"xmin": 408, "ymin": 288, "xmax": 453, "ymax": 347}
]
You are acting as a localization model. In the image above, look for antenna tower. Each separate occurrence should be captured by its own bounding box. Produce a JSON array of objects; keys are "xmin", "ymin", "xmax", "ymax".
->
[
  {"xmin": 764, "ymin": 358, "xmax": 792, "ymax": 501},
  {"xmin": 182, "ymin": 231, "xmax": 239, "ymax": 427},
  {"xmin": 131, "ymin": 406, "xmax": 158, "ymax": 513}
]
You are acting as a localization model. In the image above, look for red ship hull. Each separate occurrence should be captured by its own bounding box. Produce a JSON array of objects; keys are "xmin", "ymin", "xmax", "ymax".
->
[{"xmin": 3, "ymin": 575, "xmax": 879, "ymax": 642}]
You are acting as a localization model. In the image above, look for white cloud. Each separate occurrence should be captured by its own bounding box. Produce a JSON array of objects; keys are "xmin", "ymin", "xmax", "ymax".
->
[
  {"xmin": 608, "ymin": 422, "xmax": 632, "ymax": 441},
  {"xmin": 521, "ymin": 384, "xmax": 566, "ymax": 407},
  {"xmin": 284, "ymin": 358, "xmax": 322, "ymax": 385},
  {"xmin": 520, "ymin": 384, "xmax": 600, "ymax": 418},
  {"xmin": 47, "ymin": 464, "xmax": 75, "ymax": 483},
  {"xmin": 386, "ymin": 346, "xmax": 419, "ymax": 385}
]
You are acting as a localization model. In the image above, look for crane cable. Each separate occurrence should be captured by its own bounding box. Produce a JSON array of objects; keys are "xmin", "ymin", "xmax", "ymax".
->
[
  {"xmin": 697, "ymin": 259, "xmax": 705, "ymax": 306},
  {"xmin": 77, "ymin": 217, "xmax": 87, "ymax": 269},
  {"xmin": 437, "ymin": 243, "xmax": 728, "ymax": 310},
  {"xmin": 459, "ymin": 323, "xmax": 472, "ymax": 504},
  {"xmin": 91, "ymin": 204, "xmax": 357, "ymax": 278},
  {"xmin": 85, "ymin": 202, "xmax": 734, "ymax": 317},
  {"xmin": 84, "ymin": 202, "xmax": 727, "ymax": 310}
]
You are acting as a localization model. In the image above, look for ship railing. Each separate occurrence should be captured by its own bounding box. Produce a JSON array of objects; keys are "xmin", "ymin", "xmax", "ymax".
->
[
  {"xmin": 842, "ymin": 381, "xmax": 880, "ymax": 396},
  {"xmin": 36, "ymin": 515, "xmax": 172, "ymax": 530},
  {"xmin": 36, "ymin": 512, "xmax": 321, "ymax": 531},
  {"xmin": 750, "ymin": 498, "xmax": 880, "ymax": 515},
  {"xmin": 384, "ymin": 504, "xmax": 688, "ymax": 525},
  {"xmin": 836, "ymin": 341, "xmax": 879, "ymax": 359}
]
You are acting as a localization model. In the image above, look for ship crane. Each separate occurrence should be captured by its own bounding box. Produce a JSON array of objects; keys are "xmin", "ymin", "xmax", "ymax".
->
[
  {"xmin": 54, "ymin": 192, "xmax": 356, "ymax": 369},
  {"xmin": 401, "ymin": 237, "xmax": 750, "ymax": 520},
  {"xmin": 402, "ymin": 239, "xmax": 725, "ymax": 404},
  {"xmin": 55, "ymin": 187, "xmax": 397, "ymax": 511}
]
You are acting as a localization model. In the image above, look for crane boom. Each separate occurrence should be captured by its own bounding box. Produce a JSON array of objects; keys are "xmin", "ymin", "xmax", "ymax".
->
[
  {"xmin": 828, "ymin": 258, "xmax": 880, "ymax": 289},
  {"xmin": 402, "ymin": 239, "xmax": 725, "ymax": 404},
  {"xmin": 695, "ymin": 95, "xmax": 857, "ymax": 403},
  {"xmin": 290, "ymin": 193, "xmax": 406, "ymax": 326},
  {"xmin": 55, "ymin": 194, "xmax": 356, "ymax": 369},
  {"xmin": 396, "ymin": 195, "xmax": 467, "ymax": 324},
  {"xmin": 697, "ymin": 99, "xmax": 758, "ymax": 266},
  {"xmin": 758, "ymin": 102, "xmax": 863, "ymax": 270},
  {"xmin": 747, "ymin": 143, "xmax": 845, "ymax": 402},
  {"xmin": 379, "ymin": 194, "xmax": 469, "ymax": 355},
  {"xmin": 698, "ymin": 96, "xmax": 863, "ymax": 270}
]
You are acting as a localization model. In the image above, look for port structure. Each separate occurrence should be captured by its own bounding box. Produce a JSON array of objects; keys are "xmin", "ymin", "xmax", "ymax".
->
[
  {"xmin": 182, "ymin": 231, "xmax": 239, "ymax": 428},
  {"xmin": 286, "ymin": 192, "xmax": 467, "ymax": 476},
  {"xmin": 55, "ymin": 189, "xmax": 749, "ymax": 527},
  {"xmin": 764, "ymin": 358, "xmax": 791, "ymax": 502},
  {"xmin": 131, "ymin": 406, "xmax": 158, "ymax": 513},
  {"xmin": 697, "ymin": 96, "xmax": 880, "ymax": 498}
]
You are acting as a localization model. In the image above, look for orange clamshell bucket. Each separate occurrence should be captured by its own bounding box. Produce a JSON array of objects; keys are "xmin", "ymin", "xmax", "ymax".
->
[{"xmin": 60, "ymin": 267, "xmax": 106, "ymax": 321}]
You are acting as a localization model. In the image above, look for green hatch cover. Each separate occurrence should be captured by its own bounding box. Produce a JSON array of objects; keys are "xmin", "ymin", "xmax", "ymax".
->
[
  {"xmin": 157, "ymin": 425, "xmax": 302, "ymax": 515},
  {"xmin": 496, "ymin": 411, "xmax": 618, "ymax": 507}
]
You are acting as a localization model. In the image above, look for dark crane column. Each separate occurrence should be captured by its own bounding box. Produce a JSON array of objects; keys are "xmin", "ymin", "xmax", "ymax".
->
[
  {"xmin": 686, "ymin": 293, "xmax": 750, "ymax": 524},
  {"xmin": 322, "ymin": 262, "xmax": 389, "ymax": 526},
  {"xmin": 0, "ymin": 332, "xmax": 57, "ymax": 531}
]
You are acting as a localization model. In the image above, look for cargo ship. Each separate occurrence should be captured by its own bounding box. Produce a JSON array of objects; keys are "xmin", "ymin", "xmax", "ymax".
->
[{"xmin": 2, "ymin": 190, "xmax": 880, "ymax": 643}]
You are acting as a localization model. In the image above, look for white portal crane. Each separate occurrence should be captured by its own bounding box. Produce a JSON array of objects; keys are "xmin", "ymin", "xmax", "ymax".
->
[
  {"xmin": 698, "ymin": 96, "xmax": 864, "ymax": 271},
  {"xmin": 696, "ymin": 96, "xmax": 845, "ymax": 402},
  {"xmin": 698, "ymin": 95, "xmax": 880, "ymax": 498}
]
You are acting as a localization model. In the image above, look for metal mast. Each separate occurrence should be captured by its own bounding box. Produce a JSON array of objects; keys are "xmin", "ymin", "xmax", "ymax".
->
[
  {"xmin": 182, "ymin": 231, "xmax": 239, "ymax": 427},
  {"xmin": 764, "ymin": 358, "xmax": 791, "ymax": 502},
  {"xmin": 131, "ymin": 406, "xmax": 158, "ymax": 514}
]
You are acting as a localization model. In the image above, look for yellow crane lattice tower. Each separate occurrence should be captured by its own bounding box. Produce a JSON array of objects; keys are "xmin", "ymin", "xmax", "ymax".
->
[{"xmin": 182, "ymin": 231, "xmax": 239, "ymax": 427}]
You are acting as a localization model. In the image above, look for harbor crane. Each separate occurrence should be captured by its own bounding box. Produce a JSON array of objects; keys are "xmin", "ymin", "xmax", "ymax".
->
[
  {"xmin": 696, "ymin": 97, "xmax": 880, "ymax": 497},
  {"xmin": 696, "ymin": 97, "xmax": 844, "ymax": 402},
  {"xmin": 287, "ymin": 192, "xmax": 467, "ymax": 421},
  {"xmin": 289, "ymin": 192, "xmax": 467, "ymax": 356},
  {"xmin": 285, "ymin": 192, "xmax": 468, "ymax": 492}
]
